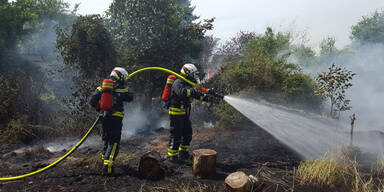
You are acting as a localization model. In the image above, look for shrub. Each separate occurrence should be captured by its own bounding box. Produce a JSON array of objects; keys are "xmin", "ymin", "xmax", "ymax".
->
[
  {"xmin": 0, "ymin": 115, "xmax": 56, "ymax": 144},
  {"xmin": 213, "ymin": 102, "xmax": 244, "ymax": 128}
]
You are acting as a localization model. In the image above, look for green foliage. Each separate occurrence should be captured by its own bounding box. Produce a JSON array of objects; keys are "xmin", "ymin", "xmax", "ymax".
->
[
  {"xmin": 244, "ymin": 27, "xmax": 290, "ymax": 58},
  {"xmin": 315, "ymin": 64, "xmax": 356, "ymax": 119},
  {"xmin": 213, "ymin": 102, "xmax": 244, "ymax": 128},
  {"xmin": 282, "ymin": 73, "xmax": 322, "ymax": 110},
  {"xmin": 56, "ymin": 15, "xmax": 118, "ymax": 132},
  {"xmin": 351, "ymin": 10, "xmax": 384, "ymax": 43},
  {"xmin": 0, "ymin": 75, "xmax": 18, "ymax": 125},
  {"xmin": 0, "ymin": 0, "xmax": 38, "ymax": 62},
  {"xmin": 57, "ymin": 15, "xmax": 116, "ymax": 78},
  {"xmin": 218, "ymin": 31, "xmax": 257, "ymax": 59},
  {"xmin": 291, "ymin": 44, "xmax": 317, "ymax": 68},
  {"xmin": 106, "ymin": 0, "xmax": 213, "ymax": 97},
  {"xmin": 0, "ymin": 115, "xmax": 56, "ymax": 144},
  {"xmin": 207, "ymin": 28, "xmax": 322, "ymax": 125}
]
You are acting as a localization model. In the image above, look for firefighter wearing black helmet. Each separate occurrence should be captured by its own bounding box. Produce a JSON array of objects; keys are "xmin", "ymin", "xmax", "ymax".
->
[
  {"xmin": 167, "ymin": 63, "xmax": 215, "ymax": 162},
  {"xmin": 90, "ymin": 67, "xmax": 133, "ymax": 176}
]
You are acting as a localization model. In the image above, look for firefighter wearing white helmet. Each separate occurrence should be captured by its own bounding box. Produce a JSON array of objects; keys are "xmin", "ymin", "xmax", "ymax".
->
[
  {"xmin": 166, "ymin": 63, "xmax": 215, "ymax": 163},
  {"xmin": 90, "ymin": 67, "xmax": 133, "ymax": 176}
]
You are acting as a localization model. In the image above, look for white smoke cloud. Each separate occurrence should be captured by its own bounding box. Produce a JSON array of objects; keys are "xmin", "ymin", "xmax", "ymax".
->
[{"xmin": 334, "ymin": 43, "xmax": 384, "ymax": 131}]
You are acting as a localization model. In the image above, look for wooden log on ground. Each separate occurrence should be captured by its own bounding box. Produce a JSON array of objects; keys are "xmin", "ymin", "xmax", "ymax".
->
[
  {"xmin": 225, "ymin": 171, "xmax": 251, "ymax": 192},
  {"xmin": 192, "ymin": 149, "xmax": 217, "ymax": 178},
  {"xmin": 225, "ymin": 171, "xmax": 264, "ymax": 192},
  {"xmin": 138, "ymin": 151, "xmax": 163, "ymax": 178}
]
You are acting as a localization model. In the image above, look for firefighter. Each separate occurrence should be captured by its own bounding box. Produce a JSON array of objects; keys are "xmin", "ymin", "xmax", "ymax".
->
[
  {"xmin": 167, "ymin": 63, "xmax": 216, "ymax": 162},
  {"xmin": 89, "ymin": 67, "xmax": 133, "ymax": 176}
]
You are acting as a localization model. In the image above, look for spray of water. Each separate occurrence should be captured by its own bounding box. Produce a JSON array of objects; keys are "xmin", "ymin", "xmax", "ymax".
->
[{"xmin": 224, "ymin": 95, "xmax": 350, "ymax": 159}]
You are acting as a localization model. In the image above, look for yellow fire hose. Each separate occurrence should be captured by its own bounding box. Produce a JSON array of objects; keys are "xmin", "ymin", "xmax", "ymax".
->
[{"xmin": 0, "ymin": 67, "xmax": 196, "ymax": 181}]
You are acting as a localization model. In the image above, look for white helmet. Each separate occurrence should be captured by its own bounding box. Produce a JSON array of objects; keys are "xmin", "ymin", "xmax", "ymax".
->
[
  {"xmin": 110, "ymin": 67, "xmax": 129, "ymax": 82},
  {"xmin": 181, "ymin": 63, "xmax": 199, "ymax": 82}
]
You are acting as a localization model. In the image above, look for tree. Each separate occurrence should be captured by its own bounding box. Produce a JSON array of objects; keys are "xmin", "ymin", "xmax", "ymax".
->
[
  {"xmin": 106, "ymin": 0, "xmax": 213, "ymax": 100},
  {"xmin": 315, "ymin": 64, "xmax": 356, "ymax": 119},
  {"xmin": 218, "ymin": 31, "xmax": 257, "ymax": 59},
  {"xmin": 200, "ymin": 35, "xmax": 220, "ymax": 79},
  {"xmin": 56, "ymin": 15, "xmax": 117, "ymax": 133},
  {"xmin": 351, "ymin": 10, "xmax": 384, "ymax": 44},
  {"xmin": 319, "ymin": 37, "xmax": 338, "ymax": 56},
  {"xmin": 206, "ymin": 28, "xmax": 322, "ymax": 127},
  {"xmin": 57, "ymin": 15, "xmax": 116, "ymax": 78},
  {"xmin": 0, "ymin": 0, "xmax": 38, "ymax": 66}
]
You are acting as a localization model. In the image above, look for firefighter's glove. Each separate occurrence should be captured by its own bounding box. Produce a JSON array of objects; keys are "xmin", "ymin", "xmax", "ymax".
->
[{"xmin": 194, "ymin": 84, "xmax": 203, "ymax": 91}]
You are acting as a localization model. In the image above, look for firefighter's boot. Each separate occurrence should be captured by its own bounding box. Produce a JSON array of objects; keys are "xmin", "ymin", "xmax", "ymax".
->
[{"xmin": 178, "ymin": 145, "xmax": 192, "ymax": 164}]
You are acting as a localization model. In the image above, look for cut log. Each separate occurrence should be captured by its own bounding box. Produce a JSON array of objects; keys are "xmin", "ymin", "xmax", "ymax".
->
[
  {"xmin": 192, "ymin": 149, "xmax": 217, "ymax": 179},
  {"xmin": 225, "ymin": 171, "xmax": 251, "ymax": 192},
  {"xmin": 138, "ymin": 151, "xmax": 163, "ymax": 178},
  {"xmin": 225, "ymin": 172, "xmax": 264, "ymax": 192}
]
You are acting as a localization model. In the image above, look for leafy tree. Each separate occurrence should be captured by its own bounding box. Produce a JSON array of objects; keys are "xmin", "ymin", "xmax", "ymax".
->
[
  {"xmin": 319, "ymin": 37, "xmax": 338, "ymax": 56},
  {"xmin": 315, "ymin": 64, "xmax": 356, "ymax": 119},
  {"xmin": 0, "ymin": 0, "xmax": 38, "ymax": 66},
  {"xmin": 205, "ymin": 28, "xmax": 324, "ymax": 127},
  {"xmin": 57, "ymin": 15, "xmax": 116, "ymax": 78},
  {"xmin": 291, "ymin": 44, "xmax": 317, "ymax": 68},
  {"xmin": 351, "ymin": 10, "xmax": 384, "ymax": 43},
  {"xmin": 244, "ymin": 27, "xmax": 290, "ymax": 58},
  {"xmin": 20, "ymin": 0, "xmax": 75, "ymax": 60},
  {"xmin": 56, "ymin": 15, "xmax": 117, "ymax": 133},
  {"xmin": 200, "ymin": 35, "xmax": 219, "ymax": 68},
  {"xmin": 218, "ymin": 31, "xmax": 257, "ymax": 59},
  {"xmin": 106, "ymin": 0, "xmax": 213, "ymax": 100}
]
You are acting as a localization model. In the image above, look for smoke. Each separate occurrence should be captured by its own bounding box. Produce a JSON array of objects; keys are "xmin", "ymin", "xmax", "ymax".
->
[
  {"xmin": 121, "ymin": 102, "xmax": 169, "ymax": 141},
  {"xmin": 293, "ymin": 43, "xmax": 384, "ymax": 132},
  {"xmin": 340, "ymin": 43, "xmax": 384, "ymax": 131},
  {"xmin": 276, "ymin": 42, "xmax": 384, "ymax": 157}
]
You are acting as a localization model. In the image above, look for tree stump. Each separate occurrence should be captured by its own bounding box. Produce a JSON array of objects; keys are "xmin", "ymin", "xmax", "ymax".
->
[
  {"xmin": 225, "ymin": 171, "xmax": 264, "ymax": 192},
  {"xmin": 192, "ymin": 149, "xmax": 217, "ymax": 178},
  {"xmin": 225, "ymin": 171, "xmax": 251, "ymax": 192},
  {"xmin": 138, "ymin": 151, "xmax": 163, "ymax": 179}
]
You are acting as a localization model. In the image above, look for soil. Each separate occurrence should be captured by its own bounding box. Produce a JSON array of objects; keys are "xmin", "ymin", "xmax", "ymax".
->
[{"xmin": 0, "ymin": 119, "xmax": 302, "ymax": 192}]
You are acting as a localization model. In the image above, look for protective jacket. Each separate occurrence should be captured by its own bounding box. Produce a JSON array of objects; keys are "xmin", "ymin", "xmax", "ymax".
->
[
  {"xmin": 167, "ymin": 78, "xmax": 208, "ymax": 160},
  {"xmin": 90, "ymin": 84, "xmax": 133, "ymax": 118},
  {"xmin": 168, "ymin": 78, "xmax": 208, "ymax": 116},
  {"xmin": 89, "ymin": 83, "xmax": 133, "ymax": 175}
]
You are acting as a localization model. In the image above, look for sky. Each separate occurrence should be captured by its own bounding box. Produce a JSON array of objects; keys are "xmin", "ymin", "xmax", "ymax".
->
[{"xmin": 66, "ymin": 0, "xmax": 384, "ymax": 48}]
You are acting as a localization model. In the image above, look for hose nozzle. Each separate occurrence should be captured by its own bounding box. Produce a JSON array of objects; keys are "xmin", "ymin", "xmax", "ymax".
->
[{"xmin": 203, "ymin": 88, "xmax": 224, "ymax": 99}]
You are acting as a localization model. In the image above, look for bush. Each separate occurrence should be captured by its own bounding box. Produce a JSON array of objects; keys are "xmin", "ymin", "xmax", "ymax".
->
[
  {"xmin": 0, "ymin": 75, "xmax": 18, "ymax": 125},
  {"xmin": 213, "ymin": 102, "xmax": 244, "ymax": 128},
  {"xmin": 0, "ymin": 115, "xmax": 56, "ymax": 144},
  {"xmin": 206, "ymin": 28, "xmax": 323, "ymax": 126}
]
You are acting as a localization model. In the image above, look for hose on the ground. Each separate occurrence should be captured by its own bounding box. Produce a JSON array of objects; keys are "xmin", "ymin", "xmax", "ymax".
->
[{"xmin": 0, "ymin": 67, "xmax": 194, "ymax": 181}]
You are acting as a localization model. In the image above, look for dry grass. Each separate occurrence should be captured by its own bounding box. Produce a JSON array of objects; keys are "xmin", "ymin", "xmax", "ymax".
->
[
  {"xmin": 78, "ymin": 152, "xmax": 140, "ymax": 169},
  {"xmin": 297, "ymin": 159, "xmax": 353, "ymax": 187},
  {"xmin": 0, "ymin": 116, "xmax": 57, "ymax": 144},
  {"xmin": 146, "ymin": 181, "xmax": 212, "ymax": 192},
  {"xmin": 147, "ymin": 135, "xmax": 169, "ymax": 152},
  {"xmin": 377, "ymin": 154, "xmax": 384, "ymax": 175},
  {"xmin": 296, "ymin": 147, "xmax": 384, "ymax": 192}
]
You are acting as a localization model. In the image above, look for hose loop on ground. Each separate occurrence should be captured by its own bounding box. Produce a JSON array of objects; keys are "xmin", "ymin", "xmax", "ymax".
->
[{"xmin": 0, "ymin": 67, "xmax": 192, "ymax": 181}]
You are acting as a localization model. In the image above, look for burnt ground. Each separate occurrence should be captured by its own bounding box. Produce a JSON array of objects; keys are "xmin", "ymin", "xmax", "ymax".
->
[{"xmin": 0, "ymin": 119, "xmax": 302, "ymax": 192}]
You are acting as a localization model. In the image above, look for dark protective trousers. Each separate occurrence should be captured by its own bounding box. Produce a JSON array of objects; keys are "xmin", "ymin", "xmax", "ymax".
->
[
  {"xmin": 101, "ymin": 116, "xmax": 122, "ymax": 173},
  {"xmin": 168, "ymin": 115, "xmax": 192, "ymax": 157}
]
